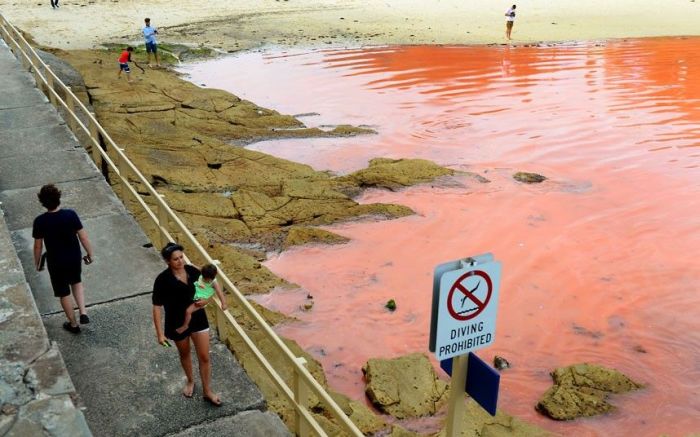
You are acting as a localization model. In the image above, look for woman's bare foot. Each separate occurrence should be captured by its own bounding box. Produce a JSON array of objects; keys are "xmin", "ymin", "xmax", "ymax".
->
[
  {"xmin": 182, "ymin": 381, "xmax": 194, "ymax": 398},
  {"xmin": 203, "ymin": 391, "xmax": 222, "ymax": 406}
]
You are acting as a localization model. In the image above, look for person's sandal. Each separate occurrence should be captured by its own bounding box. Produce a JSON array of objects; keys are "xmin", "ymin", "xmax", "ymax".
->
[
  {"xmin": 80, "ymin": 314, "xmax": 90, "ymax": 324},
  {"xmin": 63, "ymin": 322, "xmax": 80, "ymax": 334}
]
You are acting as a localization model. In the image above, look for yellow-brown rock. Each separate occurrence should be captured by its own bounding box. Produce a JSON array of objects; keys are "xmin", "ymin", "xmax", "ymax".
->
[
  {"xmin": 434, "ymin": 398, "xmax": 552, "ymax": 437},
  {"xmin": 284, "ymin": 226, "xmax": 350, "ymax": 248},
  {"xmin": 340, "ymin": 158, "xmax": 455, "ymax": 190},
  {"xmin": 363, "ymin": 353, "xmax": 448, "ymax": 419},
  {"xmin": 536, "ymin": 363, "xmax": 644, "ymax": 420}
]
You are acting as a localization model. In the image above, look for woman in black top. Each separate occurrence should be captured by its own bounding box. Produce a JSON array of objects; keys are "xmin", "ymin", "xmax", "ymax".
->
[{"xmin": 152, "ymin": 243, "xmax": 221, "ymax": 406}]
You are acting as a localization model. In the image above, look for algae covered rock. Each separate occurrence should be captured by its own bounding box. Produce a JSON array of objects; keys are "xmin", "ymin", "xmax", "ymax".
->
[
  {"xmin": 513, "ymin": 172, "xmax": 547, "ymax": 184},
  {"xmin": 363, "ymin": 353, "xmax": 448, "ymax": 419},
  {"xmin": 340, "ymin": 158, "xmax": 454, "ymax": 191},
  {"xmin": 536, "ymin": 363, "xmax": 644, "ymax": 420}
]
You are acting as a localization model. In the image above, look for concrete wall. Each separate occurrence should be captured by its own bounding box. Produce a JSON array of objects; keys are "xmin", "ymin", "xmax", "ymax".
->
[{"xmin": 0, "ymin": 208, "xmax": 92, "ymax": 437}]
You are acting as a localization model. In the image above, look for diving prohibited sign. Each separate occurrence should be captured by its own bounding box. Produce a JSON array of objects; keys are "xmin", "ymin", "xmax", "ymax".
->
[{"xmin": 429, "ymin": 254, "xmax": 501, "ymax": 361}]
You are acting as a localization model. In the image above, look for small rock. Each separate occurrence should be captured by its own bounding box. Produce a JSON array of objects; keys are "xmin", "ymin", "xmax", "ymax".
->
[
  {"xmin": 385, "ymin": 299, "xmax": 397, "ymax": 311},
  {"xmin": 513, "ymin": 171, "xmax": 547, "ymax": 183},
  {"xmin": 633, "ymin": 345, "xmax": 647, "ymax": 354},
  {"xmin": 301, "ymin": 302, "xmax": 314, "ymax": 311},
  {"xmin": 1, "ymin": 404, "xmax": 18, "ymax": 415},
  {"xmin": 494, "ymin": 355, "xmax": 511, "ymax": 370}
]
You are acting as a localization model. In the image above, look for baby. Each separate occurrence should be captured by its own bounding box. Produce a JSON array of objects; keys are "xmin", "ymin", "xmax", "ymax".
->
[{"xmin": 176, "ymin": 263, "xmax": 227, "ymax": 334}]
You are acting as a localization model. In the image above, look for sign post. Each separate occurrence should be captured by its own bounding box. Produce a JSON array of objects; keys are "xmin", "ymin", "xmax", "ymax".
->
[
  {"xmin": 429, "ymin": 254, "xmax": 501, "ymax": 437},
  {"xmin": 445, "ymin": 354, "xmax": 469, "ymax": 436}
]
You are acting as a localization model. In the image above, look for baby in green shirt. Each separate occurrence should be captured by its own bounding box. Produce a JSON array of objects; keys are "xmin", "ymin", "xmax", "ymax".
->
[{"xmin": 176, "ymin": 263, "xmax": 227, "ymax": 334}]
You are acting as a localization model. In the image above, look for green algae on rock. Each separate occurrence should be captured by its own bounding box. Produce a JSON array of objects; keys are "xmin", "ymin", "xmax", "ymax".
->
[
  {"xmin": 513, "ymin": 172, "xmax": 547, "ymax": 184},
  {"xmin": 536, "ymin": 363, "xmax": 644, "ymax": 420},
  {"xmin": 363, "ymin": 353, "xmax": 448, "ymax": 419}
]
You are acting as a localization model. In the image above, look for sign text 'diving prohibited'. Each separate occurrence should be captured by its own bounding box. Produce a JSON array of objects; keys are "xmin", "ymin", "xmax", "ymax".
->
[{"xmin": 430, "ymin": 255, "xmax": 501, "ymax": 361}]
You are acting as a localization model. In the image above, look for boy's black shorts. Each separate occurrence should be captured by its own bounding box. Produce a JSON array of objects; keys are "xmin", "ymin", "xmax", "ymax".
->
[{"xmin": 48, "ymin": 261, "xmax": 82, "ymax": 297}]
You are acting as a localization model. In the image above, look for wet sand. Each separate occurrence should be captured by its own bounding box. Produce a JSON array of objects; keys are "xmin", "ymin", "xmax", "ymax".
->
[
  {"xmin": 0, "ymin": 0, "xmax": 698, "ymax": 52},
  {"xmin": 181, "ymin": 38, "xmax": 700, "ymax": 435}
]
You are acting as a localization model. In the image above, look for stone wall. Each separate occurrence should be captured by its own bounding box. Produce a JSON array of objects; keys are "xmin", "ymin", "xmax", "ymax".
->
[{"xmin": 0, "ymin": 208, "xmax": 92, "ymax": 437}]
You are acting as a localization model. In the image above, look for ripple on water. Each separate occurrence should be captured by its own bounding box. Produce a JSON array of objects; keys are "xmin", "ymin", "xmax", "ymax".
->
[{"xmin": 179, "ymin": 38, "xmax": 700, "ymax": 436}]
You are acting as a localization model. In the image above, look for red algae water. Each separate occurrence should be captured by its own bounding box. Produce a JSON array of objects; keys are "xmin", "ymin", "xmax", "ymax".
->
[{"xmin": 180, "ymin": 38, "xmax": 700, "ymax": 436}]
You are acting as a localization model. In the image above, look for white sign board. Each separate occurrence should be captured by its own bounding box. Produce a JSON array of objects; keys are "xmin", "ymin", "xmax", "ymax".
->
[{"xmin": 429, "ymin": 255, "xmax": 501, "ymax": 361}]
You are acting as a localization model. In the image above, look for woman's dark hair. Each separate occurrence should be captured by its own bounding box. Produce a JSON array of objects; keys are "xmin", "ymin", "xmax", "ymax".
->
[
  {"xmin": 201, "ymin": 264, "xmax": 218, "ymax": 280},
  {"xmin": 161, "ymin": 242, "xmax": 184, "ymax": 260},
  {"xmin": 37, "ymin": 184, "xmax": 61, "ymax": 210}
]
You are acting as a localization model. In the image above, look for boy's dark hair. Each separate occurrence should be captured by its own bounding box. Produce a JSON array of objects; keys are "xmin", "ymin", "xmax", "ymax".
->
[
  {"xmin": 38, "ymin": 184, "xmax": 61, "ymax": 210},
  {"xmin": 126, "ymin": 46, "xmax": 134, "ymax": 52},
  {"xmin": 145, "ymin": 17, "xmax": 150, "ymax": 23},
  {"xmin": 201, "ymin": 264, "xmax": 218, "ymax": 280}
]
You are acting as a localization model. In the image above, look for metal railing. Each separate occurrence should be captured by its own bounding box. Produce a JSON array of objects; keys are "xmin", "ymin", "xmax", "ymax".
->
[{"xmin": 0, "ymin": 13, "xmax": 362, "ymax": 437}]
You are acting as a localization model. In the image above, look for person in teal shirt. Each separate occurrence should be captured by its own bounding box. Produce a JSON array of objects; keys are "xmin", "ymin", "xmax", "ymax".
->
[{"xmin": 176, "ymin": 263, "xmax": 227, "ymax": 334}]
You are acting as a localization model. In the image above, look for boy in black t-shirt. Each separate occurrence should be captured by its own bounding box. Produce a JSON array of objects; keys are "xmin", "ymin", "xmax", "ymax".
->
[{"xmin": 32, "ymin": 184, "xmax": 94, "ymax": 334}]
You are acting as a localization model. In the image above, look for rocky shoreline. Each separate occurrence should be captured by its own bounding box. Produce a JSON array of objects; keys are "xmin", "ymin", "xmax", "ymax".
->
[
  {"xmin": 44, "ymin": 44, "xmax": 469, "ymax": 434},
  {"xmin": 35, "ymin": 41, "xmax": 649, "ymax": 436}
]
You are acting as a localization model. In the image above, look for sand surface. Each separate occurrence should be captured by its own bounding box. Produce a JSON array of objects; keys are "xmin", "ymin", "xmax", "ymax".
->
[{"xmin": 1, "ymin": 0, "xmax": 698, "ymax": 51}]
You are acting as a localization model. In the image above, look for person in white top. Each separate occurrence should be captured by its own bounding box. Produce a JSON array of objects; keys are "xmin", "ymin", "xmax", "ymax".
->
[{"xmin": 505, "ymin": 5, "xmax": 516, "ymax": 40}]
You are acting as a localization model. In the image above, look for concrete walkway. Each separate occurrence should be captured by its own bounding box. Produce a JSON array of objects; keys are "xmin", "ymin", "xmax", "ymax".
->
[{"xmin": 0, "ymin": 40, "xmax": 290, "ymax": 436}]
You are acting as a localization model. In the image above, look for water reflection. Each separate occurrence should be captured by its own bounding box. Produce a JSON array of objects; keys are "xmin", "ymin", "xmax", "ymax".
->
[{"xmin": 179, "ymin": 38, "xmax": 700, "ymax": 436}]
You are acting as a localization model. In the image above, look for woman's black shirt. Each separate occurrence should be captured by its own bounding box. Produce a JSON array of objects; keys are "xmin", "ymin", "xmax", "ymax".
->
[{"xmin": 152, "ymin": 264, "xmax": 209, "ymax": 340}]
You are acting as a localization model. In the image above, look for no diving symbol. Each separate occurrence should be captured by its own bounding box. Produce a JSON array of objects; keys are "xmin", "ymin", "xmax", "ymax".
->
[{"xmin": 447, "ymin": 270, "xmax": 493, "ymax": 321}]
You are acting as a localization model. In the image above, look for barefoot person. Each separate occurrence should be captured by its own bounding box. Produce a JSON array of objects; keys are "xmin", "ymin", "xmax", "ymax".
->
[
  {"xmin": 152, "ymin": 243, "xmax": 222, "ymax": 406},
  {"xmin": 505, "ymin": 4, "xmax": 516, "ymax": 40},
  {"xmin": 117, "ymin": 46, "xmax": 134, "ymax": 83},
  {"xmin": 175, "ymin": 263, "xmax": 227, "ymax": 334},
  {"xmin": 33, "ymin": 184, "xmax": 94, "ymax": 334},
  {"xmin": 142, "ymin": 18, "xmax": 160, "ymax": 67}
]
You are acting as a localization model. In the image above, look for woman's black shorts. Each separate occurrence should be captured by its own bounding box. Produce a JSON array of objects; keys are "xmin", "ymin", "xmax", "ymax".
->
[{"xmin": 165, "ymin": 308, "xmax": 209, "ymax": 342}]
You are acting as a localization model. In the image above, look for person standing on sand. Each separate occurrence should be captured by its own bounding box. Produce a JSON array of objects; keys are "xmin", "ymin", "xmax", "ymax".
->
[
  {"xmin": 505, "ymin": 4, "xmax": 516, "ymax": 40},
  {"xmin": 142, "ymin": 18, "xmax": 160, "ymax": 67},
  {"xmin": 50, "ymin": 0, "xmax": 59, "ymax": 8}
]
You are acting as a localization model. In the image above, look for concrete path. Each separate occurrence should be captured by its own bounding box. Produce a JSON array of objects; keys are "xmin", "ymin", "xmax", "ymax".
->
[{"xmin": 0, "ymin": 40, "xmax": 290, "ymax": 436}]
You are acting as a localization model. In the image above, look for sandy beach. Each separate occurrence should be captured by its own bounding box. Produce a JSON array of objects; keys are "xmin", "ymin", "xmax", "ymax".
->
[{"xmin": 1, "ymin": 0, "xmax": 698, "ymax": 52}]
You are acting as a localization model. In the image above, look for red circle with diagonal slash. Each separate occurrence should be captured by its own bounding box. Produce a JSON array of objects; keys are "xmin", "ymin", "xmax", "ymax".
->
[{"xmin": 447, "ymin": 270, "xmax": 493, "ymax": 321}]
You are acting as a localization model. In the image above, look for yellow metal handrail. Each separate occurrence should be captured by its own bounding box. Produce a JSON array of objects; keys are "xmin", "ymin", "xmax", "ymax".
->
[{"xmin": 0, "ymin": 14, "xmax": 362, "ymax": 437}]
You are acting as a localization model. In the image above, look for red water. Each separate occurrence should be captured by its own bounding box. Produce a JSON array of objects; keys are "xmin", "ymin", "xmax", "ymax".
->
[{"xmin": 180, "ymin": 39, "xmax": 700, "ymax": 436}]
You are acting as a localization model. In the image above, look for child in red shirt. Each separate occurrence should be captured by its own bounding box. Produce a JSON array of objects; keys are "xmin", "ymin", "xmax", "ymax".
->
[{"xmin": 117, "ymin": 46, "xmax": 134, "ymax": 83}]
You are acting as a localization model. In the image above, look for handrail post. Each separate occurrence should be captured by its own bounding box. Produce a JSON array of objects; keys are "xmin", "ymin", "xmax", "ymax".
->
[
  {"xmin": 116, "ymin": 148, "xmax": 128, "ymax": 200},
  {"xmin": 45, "ymin": 66, "xmax": 57, "ymax": 106},
  {"xmin": 157, "ymin": 194, "xmax": 169, "ymax": 248},
  {"xmin": 293, "ymin": 357, "xmax": 312, "ymax": 437},
  {"xmin": 65, "ymin": 93, "xmax": 77, "ymax": 133},
  {"xmin": 88, "ymin": 118, "xmax": 101, "ymax": 164}
]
